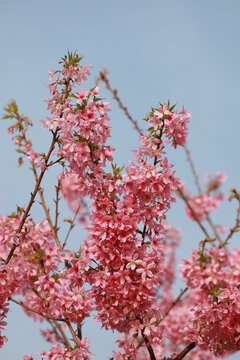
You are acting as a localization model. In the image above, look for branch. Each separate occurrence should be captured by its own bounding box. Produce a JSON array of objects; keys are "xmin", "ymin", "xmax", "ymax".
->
[
  {"xmin": 54, "ymin": 179, "xmax": 61, "ymax": 234},
  {"xmin": 47, "ymin": 319, "xmax": 71, "ymax": 349},
  {"xmin": 9, "ymin": 296, "xmax": 64, "ymax": 322},
  {"xmin": 205, "ymin": 213, "xmax": 223, "ymax": 246},
  {"xmin": 97, "ymin": 69, "xmax": 143, "ymax": 135},
  {"xmin": 140, "ymin": 328, "xmax": 156, "ymax": 360},
  {"xmin": 52, "ymin": 319, "xmax": 71, "ymax": 349},
  {"xmin": 162, "ymin": 287, "xmax": 188, "ymax": 321},
  {"xmin": 38, "ymin": 187, "xmax": 62, "ymax": 250},
  {"xmin": 4, "ymin": 129, "xmax": 60, "ymax": 265},
  {"xmin": 220, "ymin": 189, "xmax": 240, "ymax": 248},
  {"xmin": 136, "ymin": 287, "xmax": 188, "ymax": 351},
  {"xmin": 77, "ymin": 322, "xmax": 82, "ymax": 340},
  {"xmin": 177, "ymin": 186, "xmax": 210, "ymax": 239},
  {"xmin": 65, "ymin": 319, "xmax": 79, "ymax": 346},
  {"xmin": 62, "ymin": 204, "xmax": 81, "ymax": 249},
  {"xmin": 184, "ymin": 145, "xmax": 202, "ymax": 195},
  {"xmin": 184, "ymin": 145, "xmax": 223, "ymax": 245},
  {"xmin": 173, "ymin": 342, "xmax": 196, "ymax": 360}
]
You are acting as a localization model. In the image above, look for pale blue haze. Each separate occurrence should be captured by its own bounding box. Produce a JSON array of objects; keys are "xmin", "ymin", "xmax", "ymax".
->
[{"xmin": 0, "ymin": 1, "xmax": 240, "ymax": 359}]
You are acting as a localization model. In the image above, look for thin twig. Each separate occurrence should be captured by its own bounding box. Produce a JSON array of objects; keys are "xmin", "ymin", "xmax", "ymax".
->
[
  {"xmin": 220, "ymin": 190, "xmax": 240, "ymax": 248},
  {"xmin": 9, "ymin": 297, "xmax": 64, "ymax": 322},
  {"xmin": 47, "ymin": 157, "xmax": 64, "ymax": 167},
  {"xmin": 162, "ymin": 287, "xmax": 188, "ymax": 321},
  {"xmin": 54, "ymin": 180, "xmax": 61, "ymax": 234},
  {"xmin": 184, "ymin": 145, "xmax": 202, "ymax": 195},
  {"xmin": 4, "ymin": 129, "xmax": 60, "ymax": 265},
  {"xmin": 62, "ymin": 204, "xmax": 81, "ymax": 249},
  {"xmin": 97, "ymin": 70, "xmax": 143, "ymax": 135},
  {"xmin": 184, "ymin": 145, "xmax": 222, "ymax": 245},
  {"xmin": 177, "ymin": 186, "xmax": 210, "ymax": 239},
  {"xmin": 205, "ymin": 213, "xmax": 223, "ymax": 245},
  {"xmin": 38, "ymin": 187, "xmax": 62, "ymax": 250}
]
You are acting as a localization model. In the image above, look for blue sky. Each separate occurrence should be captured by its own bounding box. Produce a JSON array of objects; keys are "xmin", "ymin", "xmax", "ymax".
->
[{"xmin": 1, "ymin": 1, "xmax": 240, "ymax": 359}]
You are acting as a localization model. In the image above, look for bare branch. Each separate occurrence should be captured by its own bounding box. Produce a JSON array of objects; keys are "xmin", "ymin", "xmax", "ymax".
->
[
  {"xmin": 4, "ymin": 129, "xmax": 60, "ymax": 265},
  {"xmin": 184, "ymin": 145, "xmax": 202, "ymax": 195},
  {"xmin": 177, "ymin": 186, "xmax": 210, "ymax": 239},
  {"xmin": 54, "ymin": 179, "xmax": 61, "ymax": 234},
  {"xmin": 9, "ymin": 297, "xmax": 64, "ymax": 322},
  {"xmin": 62, "ymin": 204, "xmax": 81, "ymax": 249},
  {"xmin": 38, "ymin": 187, "xmax": 62, "ymax": 250},
  {"xmin": 97, "ymin": 69, "xmax": 143, "ymax": 135},
  {"xmin": 162, "ymin": 287, "xmax": 188, "ymax": 321}
]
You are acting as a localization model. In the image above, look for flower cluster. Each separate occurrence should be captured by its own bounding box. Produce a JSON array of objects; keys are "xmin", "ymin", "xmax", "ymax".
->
[
  {"xmin": 5, "ymin": 52, "xmax": 240, "ymax": 360},
  {"xmin": 184, "ymin": 288, "xmax": 240, "ymax": 356},
  {"xmin": 181, "ymin": 245, "xmax": 240, "ymax": 294},
  {"xmin": 36, "ymin": 338, "xmax": 93, "ymax": 360}
]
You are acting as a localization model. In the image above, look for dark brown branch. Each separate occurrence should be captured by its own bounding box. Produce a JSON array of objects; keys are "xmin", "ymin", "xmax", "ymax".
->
[
  {"xmin": 140, "ymin": 328, "xmax": 156, "ymax": 360},
  {"xmin": 77, "ymin": 322, "xmax": 82, "ymax": 340},
  {"xmin": 173, "ymin": 342, "xmax": 196, "ymax": 360},
  {"xmin": 137, "ymin": 287, "xmax": 188, "ymax": 351}
]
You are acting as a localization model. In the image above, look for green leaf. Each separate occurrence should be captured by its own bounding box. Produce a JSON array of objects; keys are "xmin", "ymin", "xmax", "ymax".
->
[
  {"xmin": 35, "ymin": 248, "xmax": 45, "ymax": 259},
  {"xmin": 111, "ymin": 163, "xmax": 124, "ymax": 176},
  {"xmin": 74, "ymin": 248, "xmax": 81, "ymax": 259},
  {"xmin": 52, "ymin": 273, "xmax": 61, "ymax": 281},
  {"xmin": 169, "ymin": 103, "xmax": 176, "ymax": 112}
]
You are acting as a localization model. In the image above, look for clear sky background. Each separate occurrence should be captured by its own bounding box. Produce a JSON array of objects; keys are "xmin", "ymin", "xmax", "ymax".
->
[{"xmin": 1, "ymin": 1, "xmax": 240, "ymax": 359}]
